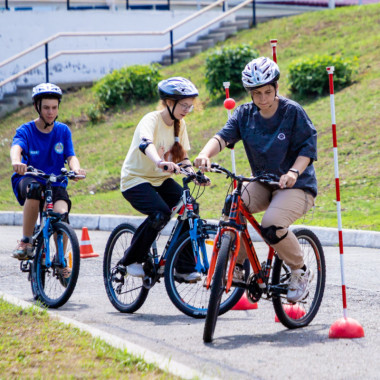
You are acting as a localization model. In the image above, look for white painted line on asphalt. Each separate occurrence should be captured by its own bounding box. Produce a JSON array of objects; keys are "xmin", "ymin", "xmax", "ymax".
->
[{"xmin": 0, "ymin": 291, "xmax": 219, "ymax": 380}]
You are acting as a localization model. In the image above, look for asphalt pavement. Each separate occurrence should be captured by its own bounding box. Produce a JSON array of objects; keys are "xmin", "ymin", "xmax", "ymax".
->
[{"xmin": 1, "ymin": 224, "xmax": 379, "ymax": 380}]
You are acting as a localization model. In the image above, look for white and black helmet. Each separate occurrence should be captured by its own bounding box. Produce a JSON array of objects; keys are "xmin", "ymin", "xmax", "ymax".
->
[
  {"xmin": 158, "ymin": 77, "xmax": 198, "ymax": 100},
  {"xmin": 32, "ymin": 83, "xmax": 62, "ymax": 102},
  {"xmin": 242, "ymin": 57, "xmax": 280, "ymax": 90}
]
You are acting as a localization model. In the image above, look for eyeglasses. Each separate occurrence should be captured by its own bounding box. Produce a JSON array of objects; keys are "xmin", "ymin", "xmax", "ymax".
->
[{"xmin": 178, "ymin": 102, "xmax": 194, "ymax": 112}]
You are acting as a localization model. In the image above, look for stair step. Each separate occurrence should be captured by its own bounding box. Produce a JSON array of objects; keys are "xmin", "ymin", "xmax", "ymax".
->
[
  {"xmin": 158, "ymin": 57, "xmax": 180, "ymax": 66},
  {"xmin": 174, "ymin": 48, "xmax": 199, "ymax": 57},
  {"xmin": 221, "ymin": 19, "xmax": 250, "ymax": 31},
  {"xmin": 236, "ymin": 15, "xmax": 254, "ymax": 27},
  {"xmin": 210, "ymin": 25, "xmax": 238, "ymax": 37},
  {"xmin": 192, "ymin": 38, "xmax": 216, "ymax": 49},
  {"xmin": 198, "ymin": 32, "xmax": 225, "ymax": 43},
  {"xmin": 185, "ymin": 42, "xmax": 210, "ymax": 52},
  {"xmin": 161, "ymin": 51, "xmax": 192, "ymax": 61},
  {"xmin": 184, "ymin": 45, "xmax": 203, "ymax": 55}
]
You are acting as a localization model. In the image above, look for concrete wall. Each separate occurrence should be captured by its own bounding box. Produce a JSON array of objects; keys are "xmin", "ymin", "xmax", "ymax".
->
[{"xmin": 0, "ymin": 8, "xmax": 231, "ymax": 97}]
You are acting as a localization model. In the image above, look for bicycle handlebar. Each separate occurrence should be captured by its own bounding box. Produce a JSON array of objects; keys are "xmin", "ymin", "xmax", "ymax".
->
[
  {"xmin": 162, "ymin": 163, "xmax": 210, "ymax": 185},
  {"xmin": 26, "ymin": 166, "xmax": 86, "ymax": 181},
  {"xmin": 209, "ymin": 163, "xmax": 280, "ymax": 186}
]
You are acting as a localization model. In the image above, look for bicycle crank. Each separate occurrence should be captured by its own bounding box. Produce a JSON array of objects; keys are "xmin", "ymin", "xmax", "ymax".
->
[{"xmin": 246, "ymin": 273, "xmax": 263, "ymax": 303}]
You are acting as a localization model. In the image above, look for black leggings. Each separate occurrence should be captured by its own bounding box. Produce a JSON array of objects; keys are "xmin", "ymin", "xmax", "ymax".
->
[{"xmin": 120, "ymin": 178, "xmax": 184, "ymax": 266}]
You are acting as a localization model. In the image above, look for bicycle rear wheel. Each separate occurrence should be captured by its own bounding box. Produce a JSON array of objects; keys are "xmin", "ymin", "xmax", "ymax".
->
[
  {"xmin": 32, "ymin": 222, "xmax": 80, "ymax": 308},
  {"xmin": 165, "ymin": 225, "xmax": 246, "ymax": 319},
  {"xmin": 272, "ymin": 228, "xmax": 326, "ymax": 329},
  {"xmin": 203, "ymin": 234, "xmax": 231, "ymax": 343},
  {"xmin": 103, "ymin": 223, "xmax": 149, "ymax": 313}
]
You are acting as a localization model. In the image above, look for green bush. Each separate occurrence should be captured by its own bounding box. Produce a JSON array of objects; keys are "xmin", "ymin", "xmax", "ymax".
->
[
  {"xmin": 93, "ymin": 64, "xmax": 162, "ymax": 109},
  {"xmin": 205, "ymin": 44, "xmax": 259, "ymax": 98},
  {"xmin": 288, "ymin": 55, "xmax": 357, "ymax": 96}
]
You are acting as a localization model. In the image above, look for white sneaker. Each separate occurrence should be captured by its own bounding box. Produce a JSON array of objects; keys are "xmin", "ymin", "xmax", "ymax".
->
[
  {"xmin": 287, "ymin": 267, "xmax": 314, "ymax": 303},
  {"xmin": 127, "ymin": 263, "xmax": 145, "ymax": 278},
  {"xmin": 174, "ymin": 269, "xmax": 201, "ymax": 283},
  {"xmin": 232, "ymin": 265, "xmax": 245, "ymax": 284}
]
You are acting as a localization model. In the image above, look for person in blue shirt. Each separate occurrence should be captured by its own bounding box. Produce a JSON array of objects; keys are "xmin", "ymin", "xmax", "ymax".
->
[
  {"xmin": 194, "ymin": 57, "xmax": 317, "ymax": 303},
  {"xmin": 10, "ymin": 83, "xmax": 86, "ymax": 261}
]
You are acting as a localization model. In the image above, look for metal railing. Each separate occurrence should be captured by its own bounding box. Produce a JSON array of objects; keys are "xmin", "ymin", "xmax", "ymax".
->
[{"xmin": 0, "ymin": 0, "xmax": 256, "ymax": 90}]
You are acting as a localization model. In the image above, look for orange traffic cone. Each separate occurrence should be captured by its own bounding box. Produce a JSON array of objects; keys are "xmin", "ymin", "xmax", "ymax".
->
[
  {"xmin": 232, "ymin": 293, "xmax": 258, "ymax": 310},
  {"xmin": 275, "ymin": 304, "xmax": 305, "ymax": 322},
  {"xmin": 80, "ymin": 227, "xmax": 99, "ymax": 258}
]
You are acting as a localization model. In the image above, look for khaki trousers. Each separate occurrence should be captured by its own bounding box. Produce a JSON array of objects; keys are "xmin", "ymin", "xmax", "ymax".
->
[{"xmin": 236, "ymin": 182, "xmax": 315, "ymax": 270}]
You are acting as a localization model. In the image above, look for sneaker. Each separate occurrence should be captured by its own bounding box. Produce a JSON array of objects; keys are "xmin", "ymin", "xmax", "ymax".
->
[
  {"xmin": 56, "ymin": 266, "xmax": 72, "ymax": 279},
  {"xmin": 232, "ymin": 264, "xmax": 245, "ymax": 284},
  {"xmin": 287, "ymin": 267, "xmax": 314, "ymax": 303},
  {"xmin": 11, "ymin": 240, "xmax": 34, "ymax": 260},
  {"xmin": 174, "ymin": 269, "xmax": 201, "ymax": 283},
  {"xmin": 127, "ymin": 263, "xmax": 145, "ymax": 278}
]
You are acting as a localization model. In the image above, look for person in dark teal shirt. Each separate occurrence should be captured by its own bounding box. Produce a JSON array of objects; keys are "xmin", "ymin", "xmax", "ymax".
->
[{"xmin": 195, "ymin": 57, "xmax": 317, "ymax": 303}]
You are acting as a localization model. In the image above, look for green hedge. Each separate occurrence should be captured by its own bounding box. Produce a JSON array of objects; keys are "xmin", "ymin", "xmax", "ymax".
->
[
  {"xmin": 205, "ymin": 44, "xmax": 259, "ymax": 98},
  {"xmin": 93, "ymin": 64, "xmax": 162, "ymax": 109},
  {"xmin": 288, "ymin": 55, "xmax": 356, "ymax": 96}
]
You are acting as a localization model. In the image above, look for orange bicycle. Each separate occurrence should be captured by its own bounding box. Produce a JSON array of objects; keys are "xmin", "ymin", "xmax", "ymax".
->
[{"xmin": 203, "ymin": 163, "xmax": 326, "ymax": 343}]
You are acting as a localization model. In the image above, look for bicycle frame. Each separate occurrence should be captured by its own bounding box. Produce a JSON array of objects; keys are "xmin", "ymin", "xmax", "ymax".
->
[
  {"xmin": 147, "ymin": 172, "xmax": 211, "ymax": 280},
  {"xmin": 206, "ymin": 177, "xmax": 275, "ymax": 294},
  {"xmin": 30, "ymin": 187, "xmax": 66, "ymax": 270},
  {"xmin": 26, "ymin": 167, "xmax": 81, "ymax": 269}
]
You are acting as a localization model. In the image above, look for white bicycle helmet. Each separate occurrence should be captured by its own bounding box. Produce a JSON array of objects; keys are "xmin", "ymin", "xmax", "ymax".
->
[
  {"xmin": 242, "ymin": 57, "xmax": 280, "ymax": 90},
  {"xmin": 158, "ymin": 77, "xmax": 198, "ymax": 100},
  {"xmin": 32, "ymin": 83, "xmax": 62, "ymax": 102}
]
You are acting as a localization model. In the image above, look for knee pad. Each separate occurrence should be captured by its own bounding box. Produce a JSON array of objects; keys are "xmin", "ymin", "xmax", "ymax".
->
[
  {"xmin": 148, "ymin": 211, "xmax": 170, "ymax": 231},
  {"xmin": 260, "ymin": 225, "xmax": 288, "ymax": 245},
  {"xmin": 26, "ymin": 182, "xmax": 43, "ymax": 201}
]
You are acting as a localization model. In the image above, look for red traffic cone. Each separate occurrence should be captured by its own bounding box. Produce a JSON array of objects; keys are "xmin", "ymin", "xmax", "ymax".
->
[
  {"xmin": 232, "ymin": 293, "xmax": 258, "ymax": 310},
  {"xmin": 329, "ymin": 317, "xmax": 365, "ymax": 339},
  {"xmin": 80, "ymin": 227, "xmax": 99, "ymax": 258},
  {"xmin": 275, "ymin": 304, "xmax": 305, "ymax": 322}
]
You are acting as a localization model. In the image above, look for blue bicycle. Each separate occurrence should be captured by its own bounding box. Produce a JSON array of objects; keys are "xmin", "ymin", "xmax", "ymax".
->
[
  {"xmin": 103, "ymin": 167, "xmax": 249, "ymax": 318},
  {"xmin": 20, "ymin": 166, "xmax": 84, "ymax": 308}
]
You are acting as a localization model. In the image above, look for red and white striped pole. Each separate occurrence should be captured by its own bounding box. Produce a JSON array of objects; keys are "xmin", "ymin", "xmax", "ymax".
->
[
  {"xmin": 326, "ymin": 66, "xmax": 364, "ymax": 339},
  {"xmin": 270, "ymin": 39, "xmax": 278, "ymax": 63},
  {"xmin": 223, "ymin": 81, "xmax": 237, "ymax": 185}
]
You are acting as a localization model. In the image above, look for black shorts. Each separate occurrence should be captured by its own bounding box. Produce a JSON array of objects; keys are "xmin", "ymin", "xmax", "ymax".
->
[{"xmin": 17, "ymin": 176, "xmax": 72, "ymax": 213}]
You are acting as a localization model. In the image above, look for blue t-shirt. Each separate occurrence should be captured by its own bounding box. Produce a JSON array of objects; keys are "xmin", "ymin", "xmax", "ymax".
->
[
  {"xmin": 217, "ymin": 97, "xmax": 318, "ymax": 197},
  {"xmin": 11, "ymin": 120, "xmax": 76, "ymax": 205}
]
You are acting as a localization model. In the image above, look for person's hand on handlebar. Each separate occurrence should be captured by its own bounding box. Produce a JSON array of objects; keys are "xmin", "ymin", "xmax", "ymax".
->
[
  {"xmin": 157, "ymin": 160, "xmax": 180, "ymax": 174},
  {"xmin": 193, "ymin": 154, "xmax": 211, "ymax": 172},
  {"xmin": 279, "ymin": 171, "xmax": 297, "ymax": 189},
  {"xmin": 12, "ymin": 162, "xmax": 27, "ymax": 176},
  {"xmin": 72, "ymin": 168, "xmax": 87, "ymax": 182}
]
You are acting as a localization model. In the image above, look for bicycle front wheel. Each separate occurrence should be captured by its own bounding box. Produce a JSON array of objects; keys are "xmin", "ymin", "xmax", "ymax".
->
[
  {"xmin": 272, "ymin": 228, "xmax": 326, "ymax": 329},
  {"xmin": 165, "ymin": 225, "xmax": 245, "ymax": 319},
  {"xmin": 203, "ymin": 234, "xmax": 231, "ymax": 343},
  {"xmin": 33, "ymin": 222, "xmax": 80, "ymax": 308},
  {"xmin": 103, "ymin": 223, "xmax": 149, "ymax": 313}
]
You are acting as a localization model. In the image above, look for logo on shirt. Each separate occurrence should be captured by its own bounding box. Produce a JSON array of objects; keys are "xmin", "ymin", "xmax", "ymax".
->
[
  {"xmin": 277, "ymin": 133, "xmax": 286, "ymax": 141},
  {"xmin": 54, "ymin": 142, "xmax": 64, "ymax": 154},
  {"xmin": 30, "ymin": 150, "xmax": 39, "ymax": 155}
]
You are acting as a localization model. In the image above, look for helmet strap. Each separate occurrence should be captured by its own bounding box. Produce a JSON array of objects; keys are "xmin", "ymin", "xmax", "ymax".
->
[{"xmin": 166, "ymin": 100, "xmax": 179, "ymax": 121}]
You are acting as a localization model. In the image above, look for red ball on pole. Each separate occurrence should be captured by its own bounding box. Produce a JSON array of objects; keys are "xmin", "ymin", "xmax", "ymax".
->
[{"xmin": 224, "ymin": 97, "xmax": 236, "ymax": 110}]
